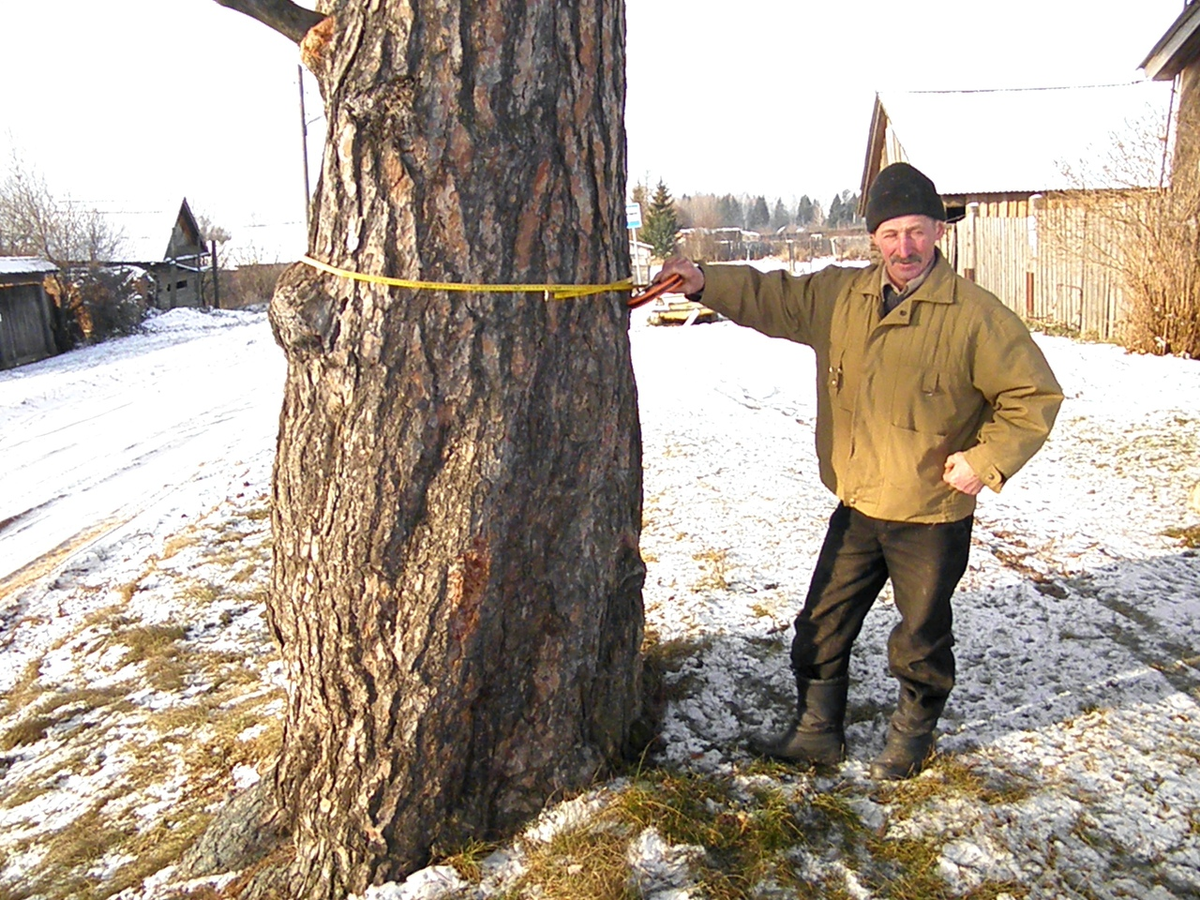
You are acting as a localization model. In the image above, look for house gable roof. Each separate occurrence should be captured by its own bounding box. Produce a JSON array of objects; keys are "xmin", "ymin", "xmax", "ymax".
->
[
  {"xmin": 103, "ymin": 198, "xmax": 204, "ymax": 263},
  {"xmin": 861, "ymin": 82, "xmax": 1175, "ymax": 199},
  {"xmin": 1141, "ymin": 2, "xmax": 1200, "ymax": 81}
]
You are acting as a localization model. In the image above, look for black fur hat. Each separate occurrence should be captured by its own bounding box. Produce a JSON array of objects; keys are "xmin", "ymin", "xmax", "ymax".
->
[{"xmin": 865, "ymin": 162, "xmax": 946, "ymax": 233}]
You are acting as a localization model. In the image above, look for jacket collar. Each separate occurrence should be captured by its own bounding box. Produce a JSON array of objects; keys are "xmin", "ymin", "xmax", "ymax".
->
[{"xmin": 857, "ymin": 249, "xmax": 956, "ymax": 306}]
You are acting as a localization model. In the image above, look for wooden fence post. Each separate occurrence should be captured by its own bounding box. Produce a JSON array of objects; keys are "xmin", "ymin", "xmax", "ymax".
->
[
  {"xmin": 963, "ymin": 202, "xmax": 978, "ymax": 282},
  {"xmin": 1026, "ymin": 194, "xmax": 1042, "ymax": 318}
]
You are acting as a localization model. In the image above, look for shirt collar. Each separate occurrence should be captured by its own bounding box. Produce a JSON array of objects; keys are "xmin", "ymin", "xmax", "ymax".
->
[{"xmin": 881, "ymin": 248, "xmax": 939, "ymax": 298}]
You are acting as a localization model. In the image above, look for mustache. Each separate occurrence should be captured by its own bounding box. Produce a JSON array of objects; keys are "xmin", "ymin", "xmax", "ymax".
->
[{"xmin": 889, "ymin": 253, "xmax": 923, "ymax": 265}]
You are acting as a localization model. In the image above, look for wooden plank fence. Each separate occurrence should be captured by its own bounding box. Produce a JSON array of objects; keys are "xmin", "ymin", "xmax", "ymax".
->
[{"xmin": 948, "ymin": 204, "xmax": 1126, "ymax": 339}]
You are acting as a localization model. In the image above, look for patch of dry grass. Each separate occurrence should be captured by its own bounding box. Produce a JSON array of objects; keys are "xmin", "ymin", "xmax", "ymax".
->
[
  {"xmin": 485, "ymin": 754, "xmax": 1040, "ymax": 900},
  {"xmin": 0, "ymin": 667, "xmax": 283, "ymax": 900},
  {"xmin": 497, "ymin": 770, "xmax": 861, "ymax": 900},
  {"xmin": 229, "ymin": 562, "xmax": 261, "ymax": 583},
  {"xmin": 1, "ymin": 686, "xmax": 135, "ymax": 753},
  {"xmin": 1165, "ymin": 524, "xmax": 1200, "ymax": 548},
  {"xmin": 500, "ymin": 823, "xmax": 636, "ymax": 899},
  {"xmin": 691, "ymin": 548, "xmax": 730, "ymax": 592},
  {"xmin": 0, "ymin": 505, "xmax": 281, "ymax": 900},
  {"xmin": 871, "ymin": 754, "xmax": 1037, "ymax": 814},
  {"xmin": 243, "ymin": 503, "xmax": 271, "ymax": 522},
  {"xmin": 160, "ymin": 533, "xmax": 200, "ymax": 560}
]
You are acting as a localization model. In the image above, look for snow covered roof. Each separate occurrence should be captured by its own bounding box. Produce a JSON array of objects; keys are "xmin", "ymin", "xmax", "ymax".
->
[
  {"xmin": 106, "ymin": 208, "xmax": 185, "ymax": 261},
  {"xmin": 0, "ymin": 257, "xmax": 58, "ymax": 276},
  {"xmin": 103, "ymin": 199, "xmax": 204, "ymax": 263},
  {"xmin": 868, "ymin": 82, "xmax": 1176, "ymax": 196}
]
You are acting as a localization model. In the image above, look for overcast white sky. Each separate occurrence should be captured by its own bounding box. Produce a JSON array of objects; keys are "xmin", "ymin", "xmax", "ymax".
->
[{"xmin": 0, "ymin": 0, "xmax": 1186, "ymax": 260}]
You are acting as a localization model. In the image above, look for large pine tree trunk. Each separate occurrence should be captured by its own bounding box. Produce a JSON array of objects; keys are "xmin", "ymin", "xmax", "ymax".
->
[{"xmin": 258, "ymin": 1, "xmax": 643, "ymax": 895}]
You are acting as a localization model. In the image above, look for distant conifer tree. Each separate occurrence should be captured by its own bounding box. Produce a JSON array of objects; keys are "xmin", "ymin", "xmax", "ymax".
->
[
  {"xmin": 747, "ymin": 195, "xmax": 770, "ymax": 230},
  {"xmin": 770, "ymin": 198, "xmax": 791, "ymax": 231},
  {"xmin": 642, "ymin": 179, "xmax": 680, "ymax": 259},
  {"xmin": 844, "ymin": 191, "xmax": 863, "ymax": 226},
  {"xmin": 716, "ymin": 194, "xmax": 743, "ymax": 228},
  {"xmin": 796, "ymin": 195, "xmax": 816, "ymax": 227},
  {"xmin": 828, "ymin": 192, "xmax": 845, "ymax": 228}
]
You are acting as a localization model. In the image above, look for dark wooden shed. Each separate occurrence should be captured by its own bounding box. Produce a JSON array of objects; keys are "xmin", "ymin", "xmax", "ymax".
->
[
  {"xmin": 147, "ymin": 198, "xmax": 207, "ymax": 310},
  {"xmin": 106, "ymin": 198, "xmax": 209, "ymax": 310},
  {"xmin": 0, "ymin": 257, "xmax": 60, "ymax": 370}
]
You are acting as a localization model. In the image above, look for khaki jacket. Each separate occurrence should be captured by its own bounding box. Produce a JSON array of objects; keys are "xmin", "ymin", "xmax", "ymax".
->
[{"xmin": 697, "ymin": 254, "xmax": 1063, "ymax": 523}]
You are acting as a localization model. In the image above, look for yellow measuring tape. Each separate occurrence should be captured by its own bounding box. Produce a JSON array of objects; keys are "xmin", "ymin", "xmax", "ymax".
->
[{"xmin": 301, "ymin": 255, "xmax": 633, "ymax": 301}]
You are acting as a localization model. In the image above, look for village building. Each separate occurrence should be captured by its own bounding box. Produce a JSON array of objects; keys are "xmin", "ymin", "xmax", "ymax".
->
[
  {"xmin": 858, "ymin": 81, "xmax": 1175, "ymax": 339},
  {"xmin": 103, "ymin": 198, "xmax": 210, "ymax": 310},
  {"xmin": 1142, "ymin": 1, "xmax": 1200, "ymax": 166},
  {"xmin": 0, "ymin": 257, "xmax": 59, "ymax": 370}
]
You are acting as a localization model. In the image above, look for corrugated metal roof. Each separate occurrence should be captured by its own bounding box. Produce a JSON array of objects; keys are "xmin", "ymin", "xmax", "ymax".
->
[
  {"xmin": 876, "ymin": 83, "xmax": 1176, "ymax": 195},
  {"xmin": 0, "ymin": 257, "xmax": 58, "ymax": 276}
]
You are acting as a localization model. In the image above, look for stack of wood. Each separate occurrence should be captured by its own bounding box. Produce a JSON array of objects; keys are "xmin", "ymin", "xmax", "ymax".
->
[{"xmin": 647, "ymin": 299, "xmax": 720, "ymax": 326}]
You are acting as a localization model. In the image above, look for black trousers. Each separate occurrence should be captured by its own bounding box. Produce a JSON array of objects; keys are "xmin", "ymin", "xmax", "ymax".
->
[{"xmin": 791, "ymin": 503, "xmax": 973, "ymax": 721}]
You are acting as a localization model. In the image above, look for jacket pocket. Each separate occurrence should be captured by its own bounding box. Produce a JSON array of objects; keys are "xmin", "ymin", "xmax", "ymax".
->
[
  {"xmin": 890, "ymin": 366, "xmax": 961, "ymax": 436},
  {"xmin": 830, "ymin": 350, "xmax": 852, "ymax": 411}
]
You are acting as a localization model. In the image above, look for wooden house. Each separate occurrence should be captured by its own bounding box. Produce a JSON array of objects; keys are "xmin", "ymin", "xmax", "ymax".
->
[
  {"xmin": 859, "ymin": 83, "xmax": 1174, "ymax": 338},
  {"xmin": 0, "ymin": 257, "xmax": 60, "ymax": 370},
  {"xmin": 1142, "ymin": 1, "xmax": 1200, "ymax": 169},
  {"xmin": 107, "ymin": 198, "xmax": 209, "ymax": 310}
]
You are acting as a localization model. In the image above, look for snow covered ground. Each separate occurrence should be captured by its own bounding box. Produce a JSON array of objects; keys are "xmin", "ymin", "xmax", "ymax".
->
[{"xmin": 1, "ymin": 272, "xmax": 1199, "ymax": 899}]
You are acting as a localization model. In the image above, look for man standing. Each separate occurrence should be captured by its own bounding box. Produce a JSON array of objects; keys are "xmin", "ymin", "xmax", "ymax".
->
[{"xmin": 655, "ymin": 163, "xmax": 1062, "ymax": 779}]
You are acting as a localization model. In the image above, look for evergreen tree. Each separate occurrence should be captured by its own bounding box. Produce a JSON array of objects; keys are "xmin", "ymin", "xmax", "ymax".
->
[
  {"xmin": 770, "ymin": 198, "xmax": 791, "ymax": 231},
  {"xmin": 844, "ymin": 191, "xmax": 862, "ymax": 226},
  {"xmin": 828, "ymin": 193, "xmax": 845, "ymax": 228},
  {"xmin": 796, "ymin": 195, "xmax": 815, "ymax": 227},
  {"xmin": 676, "ymin": 194, "xmax": 694, "ymax": 229},
  {"xmin": 716, "ymin": 193, "xmax": 743, "ymax": 228},
  {"xmin": 826, "ymin": 189, "xmax": 861, "ymax": 229},
  {"xmin": 747, "ymin": 195, "xmax": 770, "ymax": 231},
  {"xmin": 811, "ymin": 200, "xmax": 825, "ymax": 227},
  {"xmin": 642, "ymin": 179, "xmax": 680, "ymax": 259}
]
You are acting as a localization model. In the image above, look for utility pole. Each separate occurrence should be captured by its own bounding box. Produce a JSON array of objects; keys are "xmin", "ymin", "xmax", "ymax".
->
[
  {"xmin": 299, "ymin": 64, "xmax": 312, "ymax": 230},
  {"xmin": 211, "ymin": 239, "xmax": 220, "ymax": 309}
]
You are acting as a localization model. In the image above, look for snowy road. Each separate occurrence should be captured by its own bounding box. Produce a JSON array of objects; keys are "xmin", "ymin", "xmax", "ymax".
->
[{"xmin": 0, "ymin": 310, "xmax": 284, "ymax": 591}]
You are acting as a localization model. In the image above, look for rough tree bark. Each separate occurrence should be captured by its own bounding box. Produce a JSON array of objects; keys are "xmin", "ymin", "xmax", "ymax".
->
[{"xmin": 213, "ymin": 1, "xmax": 644, "ymax": 897}]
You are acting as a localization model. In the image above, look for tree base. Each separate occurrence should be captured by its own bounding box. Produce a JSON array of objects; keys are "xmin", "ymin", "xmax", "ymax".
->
[{"xmin": 176, "ymin": 777, "xmax": 289, "ymax": 882}]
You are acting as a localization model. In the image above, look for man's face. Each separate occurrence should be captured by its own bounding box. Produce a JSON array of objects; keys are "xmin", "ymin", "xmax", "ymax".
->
[{"xmin": 871, "ymin": 214, "xmax": 945, "ymax": 289}]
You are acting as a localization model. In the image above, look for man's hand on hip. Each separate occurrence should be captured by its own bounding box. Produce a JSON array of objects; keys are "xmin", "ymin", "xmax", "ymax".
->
[
  {"xmin": 656, "ymin": 257, "xmax": 705, "ymax": 296},
  {"xmin": 943, "ymin": 452, "xmax": 984, "ymax": 495}
]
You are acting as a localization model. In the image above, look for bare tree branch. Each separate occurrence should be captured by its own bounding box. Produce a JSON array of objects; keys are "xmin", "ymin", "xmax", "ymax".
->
[{"xmin": 212, "ymin": 0, "xmax": 325, "ymax": 44}]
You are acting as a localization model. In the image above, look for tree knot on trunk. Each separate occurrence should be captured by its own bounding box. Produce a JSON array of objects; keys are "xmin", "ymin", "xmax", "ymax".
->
[
  {"xmin": 269, "ymin": 262, "xmax": 341, "ymax": 356},
  {"xmin": 342, "ymin": 77, "xmax": 418, "ymax": 143},
  {"xmin": 300, "ymin": 15, "xmax": 336, "ymax": 74}
]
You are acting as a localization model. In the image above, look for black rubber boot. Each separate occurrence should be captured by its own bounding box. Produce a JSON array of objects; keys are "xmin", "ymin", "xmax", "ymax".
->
[
  {"xmin": 750, "ymin": 677, "xmax": 848, "ymax": 767},
  {"xmin": 869, "ymin": 684, "xmax": 946, "ymax": 780},
  {"xmin": 869, "ymin": 727, "xmax": 935, "ymax": 780}
]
